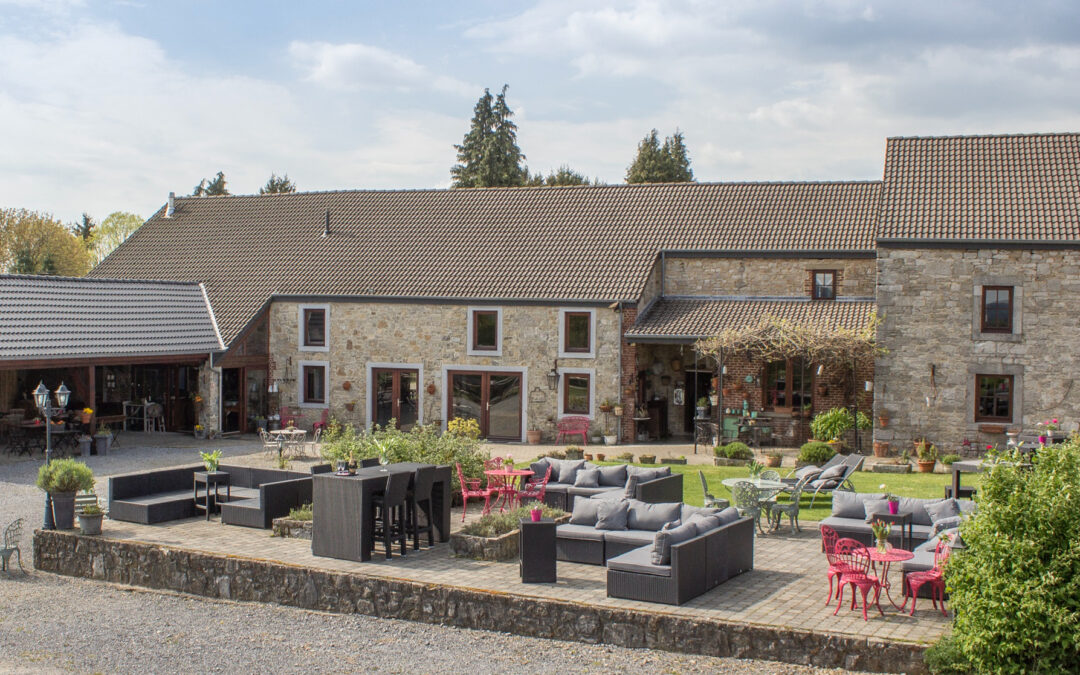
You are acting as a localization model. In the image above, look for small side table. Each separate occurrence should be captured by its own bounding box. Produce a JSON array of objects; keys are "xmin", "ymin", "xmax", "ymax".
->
[
  {"xmin": 194, "ymin": 471, "xmax": 230, "ymax": 521},
  {"xmin": 871, "ymin": 511, "xmax": 913, "ymax": 551},
  {"xmin": 519, "ymin": 517, "xmax": 556, "ymax": 583}
]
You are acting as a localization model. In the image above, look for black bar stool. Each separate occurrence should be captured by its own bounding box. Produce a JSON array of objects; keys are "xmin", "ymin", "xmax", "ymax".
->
[
  {"xmin": 409, "ymin": 466, "xmax": 437, "ymax": 550},
  {"xmin": 372, "ymin": 471, "xmax": 411, "ymax": 559}
]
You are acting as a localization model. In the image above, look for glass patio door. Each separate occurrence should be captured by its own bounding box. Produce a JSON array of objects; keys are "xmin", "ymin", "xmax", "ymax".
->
[
  {"xmin": 448, "ymin": 370, "xmax": 522, "ymax": 441},
  {"xmin": 373, "ymin": 368, "xmax": 419, "ymax": 430}
]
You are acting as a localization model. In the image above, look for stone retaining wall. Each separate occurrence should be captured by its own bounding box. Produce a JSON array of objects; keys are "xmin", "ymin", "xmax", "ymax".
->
[{"xmin": 34, "ymin": 530, "xmax": 926, "ymax": 674}]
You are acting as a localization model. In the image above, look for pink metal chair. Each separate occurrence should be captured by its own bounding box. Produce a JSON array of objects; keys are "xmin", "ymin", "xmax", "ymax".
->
[
  {"xmin": 556, "ymin": 416, "xmax": 590, "ymax": 445},
  {"xmin": 517, "ymin": 465, "xmax": 553, "ymax": 506},
  {"xmin": 833, "ymin": 538, "xmax": 883, "ymax": 621},
  {"xmin": 312, "ymin": 408, "xmax": 329, "ymax": 433},
  {"xmin": 904, "ymin": 537, "xmax": 952, "ymax": 616},
  {"xmin": 456, "ymin": 463, "xmax": 495, "ymax": 522},
  {"xmin": 820, "ymin": 525, "xmax": 849, "ymax": 605}
]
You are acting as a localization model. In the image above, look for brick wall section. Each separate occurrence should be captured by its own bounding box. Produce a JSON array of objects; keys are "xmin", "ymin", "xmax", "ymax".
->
[
  {"xmin": 33, "ymin": 530, "xmax": 927, "ymax": 674},
  {"xmin": 663, "ymin": 257, "xmax": 874, "ymax": 297},
  {"xmin": 619, "ymin": 305, "xmax": 638, "ymax": 442}
]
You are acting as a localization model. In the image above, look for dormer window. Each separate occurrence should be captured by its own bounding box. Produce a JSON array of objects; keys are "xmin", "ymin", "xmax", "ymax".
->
[{"xmin": 812, "ymin": 271, "xmax": 836, "ymax": 300}]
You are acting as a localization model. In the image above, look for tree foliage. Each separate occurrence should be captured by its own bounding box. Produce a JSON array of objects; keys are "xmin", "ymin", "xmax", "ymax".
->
[
  {"xmin": 451, "ymin": 85, "xmax": 528, "ymax": 188},
  {"xmin": 91, "ymin": 211, "xmax": 143, "ymax": 265},
  {"xmin": 529, "ymin": 165, "xmax": 593, "ymax": 186},
  {"xmin": 193, "ymin": 171, "xmax": 230, "ymax": 196},
  {"xmin": 260, "ymin": 173, "xmax": 296, "ymax": 194},
  {"xmin": 72, "ymin": 213, "xmax": 95, "ymax": 243},
  {"xmin": 0, "ymin": 208, "xmax": 91, "ymax": 276},
  {"xmin": 931, "ymin": 441, "xmax": 1080, "ymax": 673},
  {"xmin": 625, "ymin": 128, "xmax": 694, "ymax": 183}
]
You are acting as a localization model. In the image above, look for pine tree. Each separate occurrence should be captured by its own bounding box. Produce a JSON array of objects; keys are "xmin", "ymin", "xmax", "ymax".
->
[
  {"xmin": 193, "ymin": 171, "xmax": 230, "ymax": 196},
  {"xmin": 260, "ymin": 173, "xmax": 297, "ymax": 194},
  {"xmin": 451, "ymin": 85, "xmax": 528, "ymax": 188},
  {"xmin": 625, "ymin": 129, "xmax": 694, "ymax": 183},
  {"xmin": 72, "ymin": 213, "xmax": 95, "ymax": 242},
  {"xmin": 534, "ymin": 166, "xmax": 592, "ymax": 186}
]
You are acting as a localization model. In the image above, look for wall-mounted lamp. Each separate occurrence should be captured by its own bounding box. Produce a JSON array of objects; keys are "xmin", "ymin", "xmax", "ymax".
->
[
  {"xmin": 816, "ymin": 364, "xmax": 824, "ymax": 376},
  {"xmin": 721, "ymin": 366, "xmax": 727, "ymax": 375},
  {"xmin": 864, "ymin": 381, "xmax": 873, "ymax": 392},
  {"xmin": 546, "ymin": 359, "xmax": 559, "ymax": 390}
]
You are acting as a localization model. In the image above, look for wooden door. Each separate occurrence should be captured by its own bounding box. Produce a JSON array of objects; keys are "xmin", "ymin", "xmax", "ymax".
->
[{"xmin": 372, "ymin": 368, "xmax": 419, "ymax": 430}]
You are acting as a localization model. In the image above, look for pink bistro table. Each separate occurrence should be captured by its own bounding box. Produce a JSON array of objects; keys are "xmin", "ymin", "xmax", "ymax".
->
[
  {"xmin": 484, "ymin": 469, "xmax": 534, "ymax": 512},
  {"xmin": 865, "ymin": 545, "xmax": 915, "ymax": 610}
]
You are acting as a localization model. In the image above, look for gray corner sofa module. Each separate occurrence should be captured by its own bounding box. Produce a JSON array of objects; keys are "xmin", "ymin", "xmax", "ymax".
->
[
  {"xmin": 109, "ymin": 464, "xmax": 310, "ymax": 527},
  {"xmin": 819, "ymin": 492, "xmax": 975, "ymax": 549},
  {"xmin": 530, "ymin": 458, "xmax": 684, "ymax": 511},
  {"xmin": 555, "ymin": 499, "xmax": 755, "ymax": 605}
]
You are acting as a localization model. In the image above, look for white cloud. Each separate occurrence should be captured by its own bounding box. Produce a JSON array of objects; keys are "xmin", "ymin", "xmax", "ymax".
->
[{"xmin": 289, "ymin": 40, "xmax": 474, "ymax": 96}]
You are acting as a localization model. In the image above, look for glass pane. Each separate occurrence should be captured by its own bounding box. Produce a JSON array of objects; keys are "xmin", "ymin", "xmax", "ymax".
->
[
  {"xmin": 375, "ymin": 371, "xmax": 395, "ymax": 426},
  {"xmin": 791, "ymin": 360, "xmax": 811, "ymax": 409},
  {"xmin": 565, "ymin": 375, "xmax": 589, "ymax": 414},
  {"xmin": 566, "ymin": 313, "xmax": 590, "ymax": 351},
  {"xmin": 978, "ymin": 376, "xmax": 1011, "ymax": 419},
  {"xmin": 984, "ymin": 289, "xmax": 1010, "ymax": 330},
  {"xmin": 246, "ymin": 369, "xmax": 267, "ymax": 429},
  {"xmin": 398, "ymin": 371, "xmax": 419, "ymax": 430},
  {"xmin": 304, "ymin": 366, "xmax": 324, "ymax": 402},
  {"xmin": 814, "ymin": 273, "xmax": 835, "ymax": 299},
  {"xmin": 765, "ymin": 361, "xmax": 787, "ymax": 408},
  {"xmin": 474, "ymin": 312, "xmax": 498, "ymax": 349},
  {"xmin": 488, "ymin": 374, "xmax": 521, "ymax": 438},
  {"xmin": 305, "ymin": 310, "xmax": 325, "ymax": 346},
  {"xmin": 451, "ymin": 374, "xmax": 483, "ymax": 426}
]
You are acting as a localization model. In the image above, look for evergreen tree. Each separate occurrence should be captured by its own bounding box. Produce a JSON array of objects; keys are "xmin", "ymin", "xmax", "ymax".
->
[
  {"xmin": 72, "ymin": 213, "xmax": 95, "ymax": 243},
  {"xmin": 451, "ymin": 85, "xmax": 528, "ymax": 188},
  {"xmin": 193, "ymin": 171, "xmax": 230, "ymax": 196},
  {"xmin": 625, "ymin": 128, "xmax": 695, "ymax": 183},
  {"xmin": 530, "ymin": 166, "xmax": 592, "ymax": 186},
  {"xmin": 260, "ymin": 173, "xmax": 297, "ymax": 194}
]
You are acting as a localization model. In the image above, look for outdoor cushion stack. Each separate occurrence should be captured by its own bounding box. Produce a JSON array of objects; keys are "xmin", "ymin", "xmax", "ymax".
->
[
  {"xmin": 819, "ymin": 492, "xmax": 976, "ymax": 548},
  {"xmin": 553, "ymin": 497, "xmax": 755, "ymax": 605},
  {"xmin": 529, "ymin": 457, "xmax": 683, "ymax": 511}
]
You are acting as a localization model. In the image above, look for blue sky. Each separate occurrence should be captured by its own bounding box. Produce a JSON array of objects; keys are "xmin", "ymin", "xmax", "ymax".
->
[{"xmin": 3, "ymin": 0, "xmax": 1080, "ymax": 222}]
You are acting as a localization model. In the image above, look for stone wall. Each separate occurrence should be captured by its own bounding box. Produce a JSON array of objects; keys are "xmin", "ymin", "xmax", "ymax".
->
[
  {"xmin": 269, "ymin": 300, "xmax": 622, "ymax": 442},
  {"xmin": 664, "ymin": 256, "xmax": 876, "ymax": 297},
  {"xmin": 196, "ymin": 361, "xmax": 221, "ymax": 435},
  {"xmin": 34, "ymin": 530, "xmax": 926, "ymax": 674},
  {"xmin": 875, "ymin": 246, "xmax": 1080, "ymax": 450}
]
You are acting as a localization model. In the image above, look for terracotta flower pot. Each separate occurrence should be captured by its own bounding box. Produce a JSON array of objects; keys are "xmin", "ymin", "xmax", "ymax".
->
[
  {"xmin": 873, "ymin": 441, "xmax": 890, "ymax": 457},
  {"xmin": 764, "ymin": 455, "xmax": 782, "ymax": 467},
  {"xmin": 527, "ymin": 429, "xmax": 542, "ymax": 444},
  {"xmin": 878, "ymin": 415, "xmax": 889, "ymax": 429},
  {"xmin": 917, "ymin": 460, "xmax": 936, "ymax": 473}
]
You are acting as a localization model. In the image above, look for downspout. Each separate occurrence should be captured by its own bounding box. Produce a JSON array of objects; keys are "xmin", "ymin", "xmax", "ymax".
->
[
  {"xmin": 660, "ymin": 251, "xmax": 666, "ymax": 297},
  {"xmin": 617, "ymin": 303, "xmax": 623, "ymax": 444}
]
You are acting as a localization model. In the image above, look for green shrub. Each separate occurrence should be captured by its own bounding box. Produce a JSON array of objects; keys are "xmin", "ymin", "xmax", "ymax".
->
[
  {"xmin": 36, "ymin": 458, "xmax": 94, "ymax": 493},
  {"xmin": 723, "ymin": 442, "xmax": 753, "ymax": 460},
  {"xmin": 940, "ymin": 453, "xmax": 962, "ymax": 466},
  {"xmin": 943, "ymin": 441, "xmax": 1080, "ymax": 673},
  {"xmin": 288, "ymin": 503, "xmax": 313, "ymax": 521},
  {"xmin": 798, "ymin": 441, "xmax": 836, "ymax": 465},
  {"xmin": 924, "ymin": 635, "xmax": 970, "ymax": 675},
  {"xmin": 459, "ymin": 502, "xmax": 565, "ymax": 538},
  {"xmin": 809, "ymin": 407, "xmax": 856, "ymax": 441}
]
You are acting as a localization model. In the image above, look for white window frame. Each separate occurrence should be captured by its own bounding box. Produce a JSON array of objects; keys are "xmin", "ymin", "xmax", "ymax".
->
[
  {"xmin": 366, "ymin": 361, "xmax": 425, "ymax": 429},
  {"xmin": 557, "ymin": 366, "xmax": 596, "ymax": 419},
  {"xmin": 558, "ymin": 308, "xmax": 596, "ymax": 359},
  {"xmin": 466, "ymin": 306, "xmax": 503, "ymax": 356},
  {"xmin": 298, "ymin": 303, "xmax": 330, "ymax": 352},
  {"xmin": 298, "ymin": 359, "xmax": 330, "ymax": 408}
]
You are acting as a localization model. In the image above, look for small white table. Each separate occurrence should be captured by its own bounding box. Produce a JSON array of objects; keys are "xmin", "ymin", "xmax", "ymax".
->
[{"xmin": 268, "ymin": 428, "xmax": 307, "ymax": 456}]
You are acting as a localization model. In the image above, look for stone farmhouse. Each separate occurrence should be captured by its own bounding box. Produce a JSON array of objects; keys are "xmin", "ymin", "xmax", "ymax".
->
[{"xmin": 1, "ymin": 132, "xmax": 1076, "ymax": 452}]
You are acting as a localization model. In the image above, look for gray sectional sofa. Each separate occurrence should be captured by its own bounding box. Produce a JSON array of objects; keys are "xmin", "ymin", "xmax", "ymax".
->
[
  {"xmin": 819, "ymin": 492, "xmax": 975, "ymax": 549},
  {"xmin": 555, "ymin": 498, "xmax": 755, "ymax": 604},
  {"xmin": 109, "ymin": 464, "xmax": 310, "ymax": 528},
  {"xmin": 529, "ymin": 458, "xmax": 684, "ymax": 511}
]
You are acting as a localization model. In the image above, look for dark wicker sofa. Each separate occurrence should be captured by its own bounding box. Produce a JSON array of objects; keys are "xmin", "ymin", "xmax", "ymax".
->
[
  {"xmin": 219, "ymin": 467, "xmax": 312, "ymax": 529},
  {"xmin": 819, "ymin": 492, "xmax": 975, "ymax": 549},
  {"xmin": 530, "ymin": 458, "xmax": 684, "ymax": 511},
  {"xmin": 109, "ymin": 464, "xmax": 308, "ymax": 527}
]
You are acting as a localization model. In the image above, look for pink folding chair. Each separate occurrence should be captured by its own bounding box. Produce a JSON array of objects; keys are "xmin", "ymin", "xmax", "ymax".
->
[
  {"xmin": 517, "ymin": 465, "xmax": 553, "ymax": 506},
  {"xmin": 456, "ymin": 463, "xmax": 495, "ymax": 522},
  {"xmin": 820, "ymin": 525, "xmax": 848, "ymax": 605},
  {"xmin": 833, "ymin": 538, "xmax": 883, "ymax": 621},
  {"xmin": 904, "ymin": 537, "xmax": 952, "ymax": 616}
]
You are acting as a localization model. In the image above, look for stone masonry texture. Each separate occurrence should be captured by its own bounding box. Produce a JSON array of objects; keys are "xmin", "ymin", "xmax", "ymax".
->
[{"xmin": 663, "ymin": 257, "xmax": 876, "ymax": 298}]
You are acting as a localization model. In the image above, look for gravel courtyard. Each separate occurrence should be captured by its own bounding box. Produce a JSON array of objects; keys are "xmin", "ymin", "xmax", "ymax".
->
[{"xmin": 0, "ymin": 435, "xmax": 861, "ymax": 674}]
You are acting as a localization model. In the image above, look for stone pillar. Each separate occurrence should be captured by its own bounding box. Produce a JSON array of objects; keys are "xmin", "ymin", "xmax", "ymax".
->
[{"xmin": 620, "ymin": 306, "xmax": 638, "ymax": 443}]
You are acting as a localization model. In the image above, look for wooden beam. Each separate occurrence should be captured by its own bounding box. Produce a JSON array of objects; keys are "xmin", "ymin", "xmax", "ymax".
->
[{"xmin": 0, "ymin": 353, "xmax": 208, "ymax": 371}]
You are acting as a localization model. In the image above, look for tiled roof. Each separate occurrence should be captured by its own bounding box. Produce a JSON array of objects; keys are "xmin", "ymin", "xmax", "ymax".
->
[
  {"xmin": 625, "ymin": 297, "xmax": 876, "ymax": 340},
  {"xmin": 0, "ymin": 275, "xmax": 223, "ymax": 362},
  {"xmin": 879, "ymin": 133, "xmax": 1080, "ymax": 242},
  {"xmin": 89, "ymin": 182, "xmax": 881, "ymax": 345}
]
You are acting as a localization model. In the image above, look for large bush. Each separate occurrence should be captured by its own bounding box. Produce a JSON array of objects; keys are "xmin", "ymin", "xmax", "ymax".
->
[
  {"xmin": 722, "ymin": 442, "xmax": 753, "ymax": 460},
  {"xmin": 36, "ymin": 458, "xmax": 94, "ymax": 493},
  {"xmin": 932, "ymin": 441, "xmax": 1080, "ymax": 673},
  {"xmin": 798, "ymin": 441, "xmax": 836, "ymax": 465},
  {"xmin": 320, "ymin": 419, "xmax": 488, "ymax": 495},
  {"xmin": 810, "ymin": 407, "xmax": 855, "ymax": 441}
]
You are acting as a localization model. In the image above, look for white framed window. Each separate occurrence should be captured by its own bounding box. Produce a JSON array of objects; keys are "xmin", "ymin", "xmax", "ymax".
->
[
  {"xmin": 298, "ymin": 360, "xmax": 329, "ymax": 408},
  {"xmin": 557, "ymin": 366, "xmax": 595, "ymax": 418},
  {"xmin": 558, "ymin": 308, "xmax": 596, "ymax": 358},
  {"xmin": 298, "ymin": 303, "xmax": 330, "ymax": 352},
  {"xmin": 466, "ymin": 306, "xmax": 503, "ymax": 356}
]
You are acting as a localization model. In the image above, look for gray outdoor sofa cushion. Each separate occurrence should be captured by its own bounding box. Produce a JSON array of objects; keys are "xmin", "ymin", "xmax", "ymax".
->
[
  {"xmin": 651, "ymin": 520, "xmax": 699, "ymax": 565},
  {"xmin": 555, "ymin": 523, "xmax": 606, "ymax": 541},
  {"xmin": 569, "ymin": 498, "xmax": 603, "ymax": 526},
  {"xmin": 602, "ymin": 529, "xmax": 656, "ymax": 548},
  {"xmin": 574, "ymin": 469, "xmax": 600, "ymax": 487},
  {"xmin": 568, "ymin": 486, "xmax": 617, "ymax": 500},
  {"xmin": 597, "ymin": 464, "xmax": 627, "ymax": 486},
  {"xmin": 596, "ymin": 500, "xmax": 629, "ymax": 530},
  {"xmin": 626, "ymin": 499, "xmax": 682, "ymax": 531},
  {"xmin": 608, "ymin": 545, "xmax": 672, "ymax": 577}
]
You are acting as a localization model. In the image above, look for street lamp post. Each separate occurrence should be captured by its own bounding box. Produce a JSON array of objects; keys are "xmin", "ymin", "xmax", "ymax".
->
[{"xmin": 34, "ymin": 381, "xmax": 71, "ymax": 530}]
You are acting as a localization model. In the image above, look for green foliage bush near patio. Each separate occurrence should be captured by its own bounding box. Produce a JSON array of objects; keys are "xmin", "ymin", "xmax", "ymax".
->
[
  {"xmin": 459, "ymin": 502, "xmax": 566, "ymax": 538},
  {"xmin": 717, "ymin": 442, "xmax": 753, "ymax": 459},
  {"xmin": 926, "ymin": 441, "xmax": 1080, "ymax": 673},
  {"xmin": 288, "ymin": 503, "xmax": 313, "ymax": 521},
  {"xmin": 798, "ymin": 441, "xmax": 835, "ymax": 465},
  {"xmin": 320, "ymin": 420, "xmax": 487, "ymax": 494},
  {"xmin": 36, "ymin": 458, "xmax": 95, "ymax": 493}
]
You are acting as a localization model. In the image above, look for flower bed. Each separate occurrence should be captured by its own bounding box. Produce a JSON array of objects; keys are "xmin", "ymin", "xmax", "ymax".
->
[{"xmin": 451, "ymin": 503, "xmax": 567, "ymax": 561}]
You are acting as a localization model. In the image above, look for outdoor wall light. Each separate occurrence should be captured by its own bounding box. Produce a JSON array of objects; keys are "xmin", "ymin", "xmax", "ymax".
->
[
  {"xmin": 546, "ymin": 360, "xmax": 559, "ymax": 390},
  {"xmin": 816, "ymin": 364, "xmax": 824, "ymax": 376},
  {"xmin": 34, "ymin": 381, "xmax": 70, "ymax": 531},
  {"xmin": 865, "ymin": 381, "xmax": 873, "ymax": 392}
]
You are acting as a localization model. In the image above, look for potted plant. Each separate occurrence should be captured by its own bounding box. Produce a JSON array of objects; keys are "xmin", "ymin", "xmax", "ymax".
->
[
  {"xmin": 583, "ymin": 452, "xmax": 593, "ymax": 461},
  {"xmin": 617, "ymin": 451, "xmax": 634, "ymax": 463},
  {"xmin": 94, "ymin": 423, "xmax": 112, "ymax": 456},
  {"xmin": 345, "ymin": 400, "xmax": 356, "ymax": 412},
  {"xmin": 564, "ymin": 446, "xmax": 584, "ymax": 460},
  {"xmin": 763, "ymin": 452, "xmax": 782, "ymax": 468},
  {"xmin": 194, "ymin": 423, "xmax": 206, "ymax": 440},
  {"xmin": 78, "ymin": 502, "xmax": 104, "ymax": 535},
  {"xmin": 596, "ymin": 452, "xmax": 606, "ymax": 461},
  {"xmin": 200, "ymin": 449, "xmax": 223, "ymax": 472},
  {"xmin": 878, "ymin": 411, "xmax": 889, "ymax": 428},
  {"xmin": 747, "ymin": 460, "xmax": 764, "ymax": 478},
  {"xmin": 77, "ymin": 434, "xmax": 93, "ymax": 457},
  {"xmin": 810, "ymin": 407, "xmax": 855, "ymax": 444},
  {"xmin": 36, "ymin": 458, "xmax": 95, "ymax": 530},
  {"xmin": 599, "ymin": 399, "xmax": 614, "ymax": 413},
  {"xmin": 695, "ymin": 397, "xmax": 709, "ymax": 419},
  {"xmin": 527, "ymin": 429, "xmax": 542, "ymax": 444},
  {"xmin": 870, "ymin": 519, "xmax": 892, "ymax": 552},
  {"xmin": 639, "ymin": 453, "xmax": 657, "ymax": 464},
  {"xmin": 661, "ymin": 455, "xmax": 688, "ymax": 465},
  {"xmin": 529, "ymin": 505, "xmax": 544, "ymax": 522},
  {"xmin": 879, "ymin": 484, "xmax": 900, "ymax": 514},
  {"xmin": 873, "ymin": 440, "xmax": 890, "ymax": 457},
  {"xmin": 80, "ymin": 407, "xmax": 94, "ymax": 424},
  {"xmin": 916, "ymin": 443, "xmax": 938, "ymax": 472}
]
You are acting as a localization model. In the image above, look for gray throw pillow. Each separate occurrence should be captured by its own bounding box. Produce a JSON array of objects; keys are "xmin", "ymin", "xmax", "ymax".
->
[
  {"xmin": 623, "ymin": 473, "xmax": 640, "ymax": 498},
  {"xmin": 686, "ymin": 513, "xmax": 722, "ymax": 536},
  {"xmin": 569, "ymin": 498, "xmax": 602, "ymax": 526},
  {"xmin": 926, "ymin": 498, "xmax": 962, "ymax": 524},
  {"xmin": 596, "ymin": 464, "xmax": 627, "ymax": 487},
  {"xmin": 595, "ymin": 500, "xmax": 629, "ymax": 531},
  {"xmin": 650, "ymin": 520, "xmax": 699, "ymax": 565},
  {"xmin": 573, "ymin": 468, "xmax": 600, "ymax": 488},
  {"xmin": 832, "ymin": 491, "xmax": 883, "ymax": 519},
  {"xmin": 899, "ymin": 496, "xmax": 938, "ymax": 526},
  {"xmin": 818, "ymin": 464, "xmax": 847, "ymax": 481},
  {"xmin": 556, "ymin": 459, "xmax": 586, "ymax": 485},
  {"xmin": 715, "ymin": 506, "xmax": 741, "ymax": 526},
  {"xmin": 680, "ymin": 504, "xmax": 721, "ymax": 522},
  {"xmin": 529, "ymin": 459, "xmax": 550, "ymax": 481},
  {"xmin": 626, "ymin": 465, "xmax": 671, "ymax": 483},
  {"xmin": 626, "ymin": 499, "xmax": 682, "ymax": 531},
  {"xmin": 794, "ymin": 465, "xmax": 823, "ymax": 481},
  {"xmin": 862, "ymin": 499, "xmax": 892, "ymax": 522},
  {"xmin": 932, "ymin": 515, "xmax": 963, "ymax": 536}
]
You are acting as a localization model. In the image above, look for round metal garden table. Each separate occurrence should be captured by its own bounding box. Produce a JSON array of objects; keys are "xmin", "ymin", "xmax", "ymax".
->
[{"xmin": 865, "ymin": 545, "xmax": 914, "ymax": 610}]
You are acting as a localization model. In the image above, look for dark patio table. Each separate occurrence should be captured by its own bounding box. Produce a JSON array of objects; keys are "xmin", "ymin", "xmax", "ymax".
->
[{"xmin": 311, "ymin": 462, "xmax": 452, "ymax": 562}]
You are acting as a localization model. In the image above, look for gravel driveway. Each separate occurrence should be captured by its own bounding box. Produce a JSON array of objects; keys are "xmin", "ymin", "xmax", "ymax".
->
[{"xmin": 0, "ymin": 437, "xmax": 858, "ymax": 674}]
